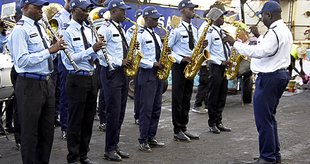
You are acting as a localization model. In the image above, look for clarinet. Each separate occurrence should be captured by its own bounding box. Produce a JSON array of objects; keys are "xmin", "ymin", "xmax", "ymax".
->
[
  {"xmin": 87, "ymin": 17, "xmax": 114, "ymax": 71},
  {"xmin": 42, "ymin": 15, "xmax": 80, "ymax": 71}
]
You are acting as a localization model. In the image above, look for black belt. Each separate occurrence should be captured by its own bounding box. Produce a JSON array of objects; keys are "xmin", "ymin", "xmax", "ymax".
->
[
  {"xmin": 68, "ymin": 70, "xmax": 94, "ymax": 76},
  {"xmin": 19, "ymin": 73, "xmax": 50, "ymax": 81},
  {"xmin": 258, "ymin": 68, "xmax": 287, "ymax": 76}
]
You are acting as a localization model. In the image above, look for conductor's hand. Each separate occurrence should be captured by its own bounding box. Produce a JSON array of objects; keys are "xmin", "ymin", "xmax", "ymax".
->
[
  {"xmin": 181, "ymin": 56, "xmax": 191, "ymax": 63},
  {"xmin": 153, "ymin": 62, "xmax": 163, "ymax": 70},
  {"xmin": 122, "ymin": 59, "xmax": 133, "ymax": 68},
  {"xmin": 250, "ymin": 26, "xmax": 260, "ymax": 38},
  {"xmin": 93, "ymin": 36, "xmax": 106, "ymax": 52},
  {"xmin": 48, "ymin": 37, "xmax": 66, "ymax": 54},
  {"xmin": 223, "ymin": 35, "xmax": 235, "ymax": 46}
]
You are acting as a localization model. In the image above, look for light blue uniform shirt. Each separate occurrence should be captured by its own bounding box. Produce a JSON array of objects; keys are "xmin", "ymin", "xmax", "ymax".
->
[
  {"xmin": 206, "ymin": 24, "xmax": 231, "ymax": 65},
  {"xmin": 97, "ymin": 20, "xmax": 128, "ymax": 67},
  {"xmin": 0, "ymin": 34, "xmax": 8, "ymax": 53},
  {"xmin": 7, "ymin": 15, "xmax": 54, "ymax": 75},
  {"xmin": 137, "ymin": 28, "xmax": 163, "ymax": 69},
  {"xmin": 168, "ymin": 21, "xmax": 198, "ymax": 64},
  {"xmin": 52, "ymin": 9, "xmax": 71, "ymax": 33},
  {"xmin": 61, "ymin": 19, "xmax": 97, "ymax": 71}
]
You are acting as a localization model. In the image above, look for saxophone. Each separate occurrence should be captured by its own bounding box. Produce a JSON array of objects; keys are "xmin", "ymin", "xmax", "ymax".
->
[
  {"xmin": 124, "ymin": 17, "xmax": 144, "ymax": 77},
  {"xmin": 184, "ymin": 15, "xmax": 211, "ymax": 80},
  {"xmin": 224, "ymin": 21, "xmax": 249, "ymax": 80},
  {"xmin": 156, "ymin": 25, "xmax": 176, "ymax": 80}
]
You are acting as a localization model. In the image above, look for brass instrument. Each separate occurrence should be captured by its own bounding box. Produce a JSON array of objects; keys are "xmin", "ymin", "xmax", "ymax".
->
[
  {"xmin": 223, "ymin": 21, "xmax": 249, "ymax": 80},
  {"xmin": 87, "ymin": 17, "xmax": 114, "ymax": 71},
  {"xmin": 184, "ymin": 15, "xmax": 211, "ymax": 80},
  {"xmin": 156, "ymin": 25, "xmax": 176, "ymax": 80},
  {"xmin": 124, "ymin": 17, "xmax": 144, "ymax": 78},
  {"xmin": 42, "ymin": 3, "xmax": 64, "ymax": 40},
  {"xmin": 42, "ymin": 15, "xmax": 80, "ymax": 71},
  {"xmin": 0, "ymin": 19, "xmax": 16, "ymax": 31}
]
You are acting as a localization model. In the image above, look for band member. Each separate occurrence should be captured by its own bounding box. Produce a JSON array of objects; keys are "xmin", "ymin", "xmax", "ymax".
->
[
  {"xmin": 168, "ymin": 0, "xmax": 200, "ymax": 142},
  {"xmin": 205, "ymin": 7, "xmax": 231, "ymax": 134},
  {"xmin": 97, "ymin": 0, "xmax": 131, "ymax": 161},
  {"xmin": 225, "ymin": 1, "xmax": 292, "ymax": 163},
  {"xmin": 7, "ymin": 0, "xmax": 66, "ymax": 163},
  {"xmin": 52, "ymin": 0, "xmax": 71, "ymax": 140},
  {"xmin": 61, "ymin": 0, "xmax": 104, "ymax": 163},
  {"xmin": 136, "ymin": 6, "xmax": 165, "ymax": 152},
  {"xmin": 125, "ymin": 9, "xmax": 142, "ymax": 125}
]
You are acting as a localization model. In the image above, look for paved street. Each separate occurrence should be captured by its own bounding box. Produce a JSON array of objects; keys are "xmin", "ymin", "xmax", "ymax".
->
[{"xmin": 1, "ymin": 89, "xmax": 310, "ymax": 164}]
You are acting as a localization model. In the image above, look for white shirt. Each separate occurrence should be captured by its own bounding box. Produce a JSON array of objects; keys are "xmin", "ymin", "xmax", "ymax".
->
[{"xmin": 233, "ymin": 19, "xmax": 293, "ymax": 73}]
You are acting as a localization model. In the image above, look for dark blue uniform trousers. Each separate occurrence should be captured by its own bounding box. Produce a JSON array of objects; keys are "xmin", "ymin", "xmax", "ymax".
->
[
  {"xmin": 58, "ymin": 56, "xmax": 69, "ymax": 131},
  {"xmin": 16, "ymin": 76, "xmax": 55, "ymax": 164},
  {"xmin": 134, "ymin": 69, "xmax": 140, "ymax": 120},
  {"xmin": 207, "ymin": 63, "xmax": 228, "ymax": 127},
  {"xmin": 172, "ymin": 62, "xmax": 194, "ymax": 134},
  {"xmin": 66, "ymin": 74, "xmax": 98, "ymax": 163},
  {"xmin": 101, "ymin": 66, "xmax": 128, "ymax": 152},
  {"xmin": 137, "ymin": 68, "xmax": 162, "ymax": 144},
  {"xmin": 253, "ymin": 70, "xmax": 290, "ymax": 162}
]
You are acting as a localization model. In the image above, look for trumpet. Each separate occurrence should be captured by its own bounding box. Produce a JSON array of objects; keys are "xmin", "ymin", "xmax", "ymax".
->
[
  {"xmin": 87, "ymin": 17, "xmax": 114, "ymax": 71},
  {"xmin": 194, "ymin": 14, "xmax": 208, "ymax": 21},
  {"xmin": 41, "ymin": 15, "xmax": 81, "ymax": 71}
]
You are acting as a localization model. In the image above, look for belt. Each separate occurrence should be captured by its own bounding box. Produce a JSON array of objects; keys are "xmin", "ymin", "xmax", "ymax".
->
[
  {"xmin": 258, "ymin": 68, "xmax": 288, "ymax": 76},
  {"xmin": 68, "ymin": 70, "xmax": 94, "ymax": 76},
  {"xmin": 19, "ymin": 73, "xmax": 50, "ymax": 81}
]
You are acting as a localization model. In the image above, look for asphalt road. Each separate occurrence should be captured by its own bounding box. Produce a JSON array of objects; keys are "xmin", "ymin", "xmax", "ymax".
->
[{"xmin": 1, "ymin": 89, "xmax": 310, "ymax": 164}]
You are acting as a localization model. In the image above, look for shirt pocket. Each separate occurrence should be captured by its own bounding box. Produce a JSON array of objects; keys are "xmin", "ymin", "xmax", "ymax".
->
[
  {"xmin": 145, "ymin": 40, "xmax": 155, "ymax": 50},
  {"xmin": 111, "ymin": 35, "xmax": 123, "ymax": 51},
  {"xmin": 180, "ymin": 32, "xmax": 189, "ymax": 43},
  {"xmin": 28, "ymin": 36, "xmax": 44, "ymax": 53},
  {"xmin": 72, "ymin": 39, "xmax": 85, "ymax": 52}
]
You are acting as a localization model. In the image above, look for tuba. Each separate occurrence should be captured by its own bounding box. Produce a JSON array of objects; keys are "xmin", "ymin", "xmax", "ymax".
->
[
  {"xmin": 184, "ymin": 15, "xmax": 211, "ymax": 80},
  {"xmin": 124, "ymin": 17, "xmax": 144, "ymax": 78},
  {"xmin": 223, "ymin": 20, "xmax": 249, "ymax": 80},
  {"xmin": 156, "ymin": 25, "xmax": 176, "ymax": 80}
]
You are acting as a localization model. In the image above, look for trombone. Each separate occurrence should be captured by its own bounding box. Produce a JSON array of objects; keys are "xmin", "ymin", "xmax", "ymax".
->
[
  {"xmin": 41, "ymin": 15, "xmax": 81, "ymax": 71},
  {"xmin": 87, "ymin": 17, "xmax": 114, "ymax": 71}
]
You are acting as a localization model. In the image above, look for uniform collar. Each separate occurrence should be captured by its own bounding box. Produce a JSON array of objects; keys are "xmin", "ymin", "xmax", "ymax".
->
[
  {"xmin": 111, "ymin": 20, "xmax": 120, "ymax": 27},
  {"xmin": 269, "ymin": 19, "xmax": 282, "ymax": 29},
  {"xmin": 21, "ymin": 15, "xmax": 35, "ymax": 25},
  {"xmin": 211, "ymin": 24, "xmax": 221, "ymax": 31},
  {"xmin": 70, "ymin": 19, "xmax": 83, "ymax": 30},
  {"xmin": 181, "ymin": 20, "xmax": 192, "ymax": 27}
]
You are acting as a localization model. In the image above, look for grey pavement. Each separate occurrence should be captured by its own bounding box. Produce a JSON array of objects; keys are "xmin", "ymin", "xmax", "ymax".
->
[{"xmin": 1, "ymin": 89, "xmax": 310, "ymax": 164}]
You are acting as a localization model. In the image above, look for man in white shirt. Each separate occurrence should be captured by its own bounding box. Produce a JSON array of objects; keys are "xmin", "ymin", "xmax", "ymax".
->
[{"xmin": 225, "ymin": 1, "xmax": 292, "ymax": 163}]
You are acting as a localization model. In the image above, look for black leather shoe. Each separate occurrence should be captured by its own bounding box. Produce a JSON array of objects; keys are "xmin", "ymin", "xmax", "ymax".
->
[
  {"xmin": 253, "ymin": 157, "xmax": 281, "ymax": 164},
  {"xmin": 245, "ymin": 158, "xmax": 276, "ymax": 164},
  {"xmin": 139, "ymin": 143, "xmax": 152, "ymax": 152},
  {"xmin": 217, "ymin": 124, "xmax": 231, "ymax": 132},
  {"xmin": 80, "ymin": 158, "xmax": 97, "ymax": 164},
  {"xmin": 174, "ymin": 131, "xmax": 191, "ymax": 142},
  {"xmin": 209, "ymin": 126, "xmax": 221, "ymax": 134},
  {"xmin": 148, "ymin": 138, "xmax": 165, "ymax": 147},
  {"xmin": 183, "ymin": 131, "xmax": 199, "ymax": 140},
  {"xmin": 116, "ymin": 147, "xmax": 129, "ymax": 158},
  {"xmin": 104, "ymin": 151, "xmax": 122, "ymax": 161},
  {"xmin": 54, "ymin": 119, "xmax": 61, "ymax": 127}
]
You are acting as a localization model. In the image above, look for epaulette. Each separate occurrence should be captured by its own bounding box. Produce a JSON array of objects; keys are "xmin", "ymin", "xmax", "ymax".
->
[
  {"xmin": 16, "ymin": 20, "xmax": 24, "ymax": 26},
  {"xmin": 102, "ymin": 20, "xmax": 111, "ymax": 27},
  {"xmin": 62, "ymin": 23, "xmax": 70, "ymax": 30},
  {"xmin": 54, "ymin": 12, "xmax": 61, "ymax": 18},
  {"xmin": 208, "ymin": 28, "xmax": 213, "ymax": 33},
  {"xmin": 127, "ymin": 27, "xmax": 134, "ymax": 33},
  {"xmin": 138, "ymin": 28, "xmax": 144, "ymax": 33}
]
